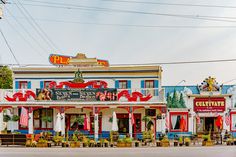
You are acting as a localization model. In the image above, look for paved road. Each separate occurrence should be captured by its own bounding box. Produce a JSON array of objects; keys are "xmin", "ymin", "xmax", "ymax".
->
[{"xmin": 0, "ymin": 146, "xmax": 235, "ymax": 157}]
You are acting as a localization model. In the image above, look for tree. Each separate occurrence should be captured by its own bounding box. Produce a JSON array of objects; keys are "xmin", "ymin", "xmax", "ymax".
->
[
  {"xmin": 179, "ymin": 93, "xmax": 187, "ymax": 108},
  {"xmin": 171, "ymin": 90, "xmax": 179, "ymax": 108},
  {"xmin": 166, "ymin": 92, "xmax": 172, "ymax": 108},
  {"xmin": 0, "ymin": 66, "xmax": 13, "ymax": 89}
]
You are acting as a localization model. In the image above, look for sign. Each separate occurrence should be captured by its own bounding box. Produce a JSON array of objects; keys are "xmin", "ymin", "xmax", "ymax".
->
[
  {"xmin": 194, "ymin": 97, "xmax": 225, "ymax": 112},
  {"xmin": 49, "ymin": 53, "xmax": 109, "ymax": 67},
  {"xmin": 36, "ymin": 88, "xmax": 117, "ymax": 101}
]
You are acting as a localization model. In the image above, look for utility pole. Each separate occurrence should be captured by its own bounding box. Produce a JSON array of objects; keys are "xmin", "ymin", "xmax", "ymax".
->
[{"xmin": 0, "ymin": 0, "xmax": 6, "ymax": 19}]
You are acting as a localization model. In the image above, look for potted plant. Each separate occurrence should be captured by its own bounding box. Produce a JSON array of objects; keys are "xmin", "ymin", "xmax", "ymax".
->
[
  {"xmin": 42, "ymin": 116, "xmax": 52, "ymax": 123},
  {"xmin": 11, "ymin": 115, "xmax": 20, "ymax": 121},
  {"xmin": 103, "ymin": 139, "xmax": 109, "ymax": 147},
  {"xmin": 179, "ymin": 136, "xmax": 183, "ymax": 146},
  {"xmin": 82, "ymin": 136, "xmax": 89, "ymax": 147},
  {"xmin": 174, "ymin": 140, "xmax": 179, "ymax": 147},
  {"xmin": 161, "ymin": 136, "xmax": 170, "ymax": 147},
  {"xmin": 124, "ymin": 137, "xmax": 132, "ymax": 147},
  {"xmin": 117, "ymin": 138, "xmax": 125, "ymax": 147},
  {"xmin": 134, "ymin": 140, "xmax": 140, "ymax": 147},
  {"xmin": 184, "ymin": 137, "xmax": 191, "ymax": 146},
  {"xmin": 3, "ymin": 115, "xmax": 11, "ymax": 122},
  {"xmin": 89, "ymin": 139, "xmax": 96, "ymax": 147}
]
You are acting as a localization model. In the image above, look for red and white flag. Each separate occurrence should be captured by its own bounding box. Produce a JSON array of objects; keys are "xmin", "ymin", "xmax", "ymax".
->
[
  {"xmin": 20, "ymin": 107, "xmax": 28, "ymax": 127},
  {"xmin": 225, "ymin": 114, "xmax": 230, "ymax": 126},
  {"xmin": 165, "ymin": 115, "xmax": 169, "ymax": 129},
  {"xmin": 131, "ymin": 112, "xmax": 135, "ymax": 125}
]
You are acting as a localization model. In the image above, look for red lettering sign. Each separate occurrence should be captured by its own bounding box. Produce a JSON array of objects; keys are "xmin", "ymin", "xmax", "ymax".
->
[
  {"xmin": 49, "ymin": 54, "xmax": 71, "ymax": 65},
  {"xmin": 194, "ymin": 97, "xmax": 225, "ymax": 112}
]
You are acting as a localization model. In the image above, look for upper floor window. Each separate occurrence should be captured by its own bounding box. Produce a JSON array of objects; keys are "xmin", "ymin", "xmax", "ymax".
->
[
  {"xmin": 119, "ymin": 80, "xmax": 128, "ymax": 89},
  {"xmin": 19, "ymin": 81, "xmax": 29, "ymax": 89},
  {"xmin": 145, "ymin": 80, "xmax": 154, "ymax": 88},
  {"xmin": 44, "ymin": 81, "xmax": 52, "ymax": 88}
]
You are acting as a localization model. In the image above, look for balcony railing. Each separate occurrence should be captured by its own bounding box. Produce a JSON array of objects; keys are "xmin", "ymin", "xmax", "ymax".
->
[{"xmin": 0, "ymin": 88, "xmax": 165, "ymax": 103}]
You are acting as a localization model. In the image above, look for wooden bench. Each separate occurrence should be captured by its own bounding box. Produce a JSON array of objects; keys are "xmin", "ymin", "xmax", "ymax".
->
[{"xmin": 0, "ymin": 134, "xmax": 26, "ymax": 146}]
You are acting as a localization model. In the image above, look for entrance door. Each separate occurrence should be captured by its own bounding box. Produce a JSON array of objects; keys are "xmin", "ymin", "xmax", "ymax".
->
[
  {"xmin": 205, "ymin": 117, "xmax": 215, "ymax": 132},
  {"xmin": 117, "ymin": 114, "xmax": 129, "ymax": 134},
  {"xmin": 133, "ymin": 114, "xmax": 141, "ymax": 138}
]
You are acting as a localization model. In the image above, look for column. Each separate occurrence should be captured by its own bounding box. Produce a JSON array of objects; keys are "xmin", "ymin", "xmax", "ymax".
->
[
  {"xmin": 161, "ymin": 113, "xmax": 166, "ymax": 134},
  {"xmin": 61, "ymin": 112, "xmax": 65, "ymax": 136},
  {"xmin": 94, "ymin": 113, "xmax": 99, "ymax": 142},
  {"xmin": 28, "ymin": 108, "xmax": 34, "ymax": 134},
  {"xmin": 189, "ymin": 111, "xmax": 193, "ymax": 133},
  {"xmin": 0, "ymin": 108, "xmax": 4, "ymax": 132},
  {"xmin": 129, "ymin": 112, "xmax": 133, "ymax": 138}
]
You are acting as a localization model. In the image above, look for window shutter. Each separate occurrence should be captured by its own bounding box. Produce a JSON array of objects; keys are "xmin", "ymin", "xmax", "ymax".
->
[
  {"xmin": 154, "ymin": 80, "xmax": 159, "ymax": 96},
  {"xmin": 40, "ymin": 81, "xmax": 44, "ymax": 89},
  {"xmin": 27, "ymin": 81, "xmax": 31, "ymax": 89},
  {"xmin": 115, "ymin": 80, "xmax": 119, "ymax": 89},
  {"xmin": 127, "ymin": 80, "xmax": 131, "ymax": 94},
  {"xmin": 15, "ymin": 81, "xmax": 19, "ymax": 89},
  {"xmin": 141, "ymin": 80, "xmax": 145, "ymax": 94}
]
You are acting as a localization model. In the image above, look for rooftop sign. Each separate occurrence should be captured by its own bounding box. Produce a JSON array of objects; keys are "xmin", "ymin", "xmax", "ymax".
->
[{"xmin": 49, "ymin": 53, "xmax": 109, "ymax": 67}]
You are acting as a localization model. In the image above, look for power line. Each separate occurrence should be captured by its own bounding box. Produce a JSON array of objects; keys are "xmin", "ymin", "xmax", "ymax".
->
[
  {"xmin": 13, "ymin": 2, "xmax": 236, "ymax": 23},
  {"xmin": 13, "ymin": 0, "xmax": 57, "ymax": 52},
  {"xmin": 5, "ymin": 7, "xmax": 49, "ymax": 53},
  {"xmin": 2, "ymin": 57, "xmax": 236, "ymax": 67},
  {"xmin": 7, "ymin": 16, "xmax": 236, "ymax": 29},
  {"xmin": 4, "ymin": 17, "xmax": 46, "ymax": 60},
  {"xmin": 100, "ymin": 0, "xmax": 236, "ymax": 9},
  {"xmin": 15, "ymin": 0, "xmax": 60, "ymax": 52},
  {"xmin": 0, "ymin": 27, "xmax": 20, "ymax": 65}
]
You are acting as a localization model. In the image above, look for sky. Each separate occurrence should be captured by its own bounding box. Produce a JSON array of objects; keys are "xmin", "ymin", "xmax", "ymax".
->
[{"xmin": 1, "ymin": 0, "xmax": 236, "ymax": 86}]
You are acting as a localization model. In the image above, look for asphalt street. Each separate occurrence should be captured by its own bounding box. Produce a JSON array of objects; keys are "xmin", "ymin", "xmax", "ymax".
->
[{"xmin": 0, "ymin": 146, "xmax": 235, "ymax": 157}]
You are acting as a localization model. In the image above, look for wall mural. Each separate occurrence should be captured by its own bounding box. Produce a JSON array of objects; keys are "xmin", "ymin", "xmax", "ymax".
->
[
  {"xmin": 166, "ymin": 90, "xmax": 187, "ymax": 108},
  {"xmin": 5, "ymin": 90, "xmax": 36, "ymax": 101},
  {"xmin": 117, "ymin": 90, "xmax": 152, "ymax": 102}
]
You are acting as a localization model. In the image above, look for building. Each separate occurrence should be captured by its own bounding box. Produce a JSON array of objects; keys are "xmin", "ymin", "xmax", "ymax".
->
[
  {"xmin": 164, "ymin": 77, "xmax": 236, "ymax": 138},
  {"xmin": 0, "ymin": 53, "xmax": 166, "ymax": 141}
]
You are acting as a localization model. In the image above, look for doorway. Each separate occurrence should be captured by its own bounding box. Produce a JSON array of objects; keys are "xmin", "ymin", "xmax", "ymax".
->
[{"xmin": 205, "ymin": 117, "xmax": 215, "ymax": 132}]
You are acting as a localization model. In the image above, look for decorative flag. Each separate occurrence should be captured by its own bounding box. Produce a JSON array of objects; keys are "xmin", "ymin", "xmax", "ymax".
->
[
  {"xmin": 20, "ymin": 107, "xmax": 28, "ymax": 127},
  {"xmin": 196, "ymin": 115, "xmax": 200, "ymax": 125},
  {"xmin": 215, "ymin": 115, "xmax": 223, "ymax": 129},
  {"xmin": 165, "ymin": 115, "xmax": 169, "ymax": 129},
  {"xmin": 225, "ymin": 114, "xmax": 230, "ymax": 126},
  {"xmin": 131, "ymin": 112, "xmax": 135, "ymax": 125}
]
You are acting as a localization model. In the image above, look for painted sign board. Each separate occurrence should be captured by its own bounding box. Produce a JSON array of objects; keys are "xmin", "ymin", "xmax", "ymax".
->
[
  {"xmin": 36, "ymin": 88, "xmax": 117, "ymax": 101},
  {"xmin": 194, "ymin": 97, "xmax": 225, "ymax": 112},
  {"xmin": 49, "ymin": 53, "xmax": 109, "ymax": 67}
]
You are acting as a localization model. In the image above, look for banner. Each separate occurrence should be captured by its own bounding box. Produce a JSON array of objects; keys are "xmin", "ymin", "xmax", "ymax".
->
[{"xmin": 36, "ymin": 88, "xmax": 117, "ymax": 101}]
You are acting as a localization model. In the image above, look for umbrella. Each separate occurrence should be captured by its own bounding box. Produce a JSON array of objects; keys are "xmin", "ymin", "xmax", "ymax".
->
[
  {"xmin": 180, "ymin": 116, "xmax": 186, "ymax": 132},
  {"xmin": 112, "ymin": 111, "xmax": 118, "ymax": 131},
  {"xmin": 55, "ymin": 113, "xmax": 62, "ymax": 132}
]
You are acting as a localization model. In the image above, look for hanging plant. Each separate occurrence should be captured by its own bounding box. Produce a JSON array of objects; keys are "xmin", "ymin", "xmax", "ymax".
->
[
  {"xmin": 11, "ymin": 115, "xmax": 20, "ymax": 121},
  {"xmin": 73, "ymin": 116, "xmax": 84, "ymax": 125},
  {"xmin": 109, "ymin": 117, "xmax": 113, "ymax": 123},
  {"xmin": 3, "ymin": 115, "xmax": 11, "ymax": 122},
  {"xmin": 42, "ymin": 116, "xmax": 52, "ymax": 123}
]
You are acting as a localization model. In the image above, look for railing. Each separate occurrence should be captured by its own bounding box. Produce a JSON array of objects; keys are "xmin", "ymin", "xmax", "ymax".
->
[{"xmin": 0, "ymin": 88, "xmax": 165, "ymax": 103}]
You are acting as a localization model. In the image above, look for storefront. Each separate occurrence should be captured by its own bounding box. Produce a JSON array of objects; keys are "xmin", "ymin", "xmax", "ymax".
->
[{"xmin": 0, "ymin": 53, "xmax": 166, "ymax": 141}]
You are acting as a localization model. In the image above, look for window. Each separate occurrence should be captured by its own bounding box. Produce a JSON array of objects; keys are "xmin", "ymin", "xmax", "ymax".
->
[
  {"xmin": 33, "ymin": 109, "xmax": 53, "ymax": 130},
  {"xmin": 44, "ymin": 81, "xmax": 52, "ymax": 88},
  {"xmin": 231, "ymin": 113, "xmax": 236, "ymax": 131},
  {"xmin": 169, "ymin": 112, "xmax": 188, "ymax": 132},
  {"xmin": 19, "ymin": 81, "xmax": 28, "ymax": 89},
  {"xmin": 145, "ymin": 80, "xmax": 154, "ymax": 96},
  {"xmin": 119, "ymin": 80, "xmax": 128, "ymax": 89}
]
